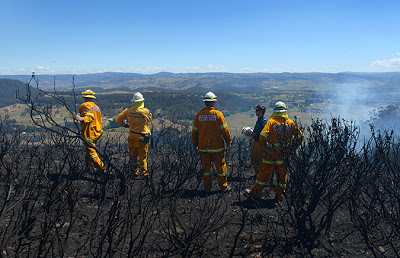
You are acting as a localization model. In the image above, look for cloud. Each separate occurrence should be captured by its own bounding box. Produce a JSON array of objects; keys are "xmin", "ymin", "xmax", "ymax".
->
[
  {"xmin": 207, "ymin": 65, "xmax": 225, "ymax": 70},
  {"xmin": 34, "ymin": 66, "xmax": 52, "ymax": 71},
  {"xmin": 239, "ymin": 68, "xmax": 256, "ymax": 72},
  {"xmin": 371, "ymin": 57, "xmax": 400, "ymax": 68},
  {"xmin": 0, "ymin": 68, "xmax": 29, "ymax": 75},
  {"xmin": 32, "ymin": 66, "xmax": 57, "ymax": 74},
  {"xmin": 185, "ymin": 66, "xmax": 201, "ymax": 70}
]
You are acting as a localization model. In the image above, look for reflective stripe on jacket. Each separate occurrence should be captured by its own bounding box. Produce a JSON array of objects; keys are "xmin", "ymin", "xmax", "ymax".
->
[
  {"xmin": 116, "ymin": 107, "xmax": 152, "ymax": 134},
  {"xmin": 79, "ymin": 101, "xmax": 103, "ymax": 141},
  {"xmin": 192, "ymin": 107, "xmax": 232, "ymax": 152}
]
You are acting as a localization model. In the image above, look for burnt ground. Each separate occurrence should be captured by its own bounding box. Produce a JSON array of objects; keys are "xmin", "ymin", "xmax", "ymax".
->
[
  {"xmin": 0, "ymin": 166, "xmax": 393, "ymax": 257},
  {"xmin": 1, "ymin": 128, "xmax": 399, "ymax": 257}
]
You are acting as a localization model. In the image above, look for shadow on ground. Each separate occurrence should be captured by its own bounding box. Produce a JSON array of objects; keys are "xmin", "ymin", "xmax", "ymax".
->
[{"xmin": 233, "ymin": 198, "xmax": 276, "ymax": 209}]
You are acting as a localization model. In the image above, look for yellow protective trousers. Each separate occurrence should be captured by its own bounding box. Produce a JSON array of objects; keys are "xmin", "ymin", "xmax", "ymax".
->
[
  {"xmin": 251, "ymin": 141, "xmax": 263, "ymax": 175},
  {"xmin": 128, "ymin": 133, "xmax": 149, "ymax": 176},
  {"xmin": 250, "ymin": 160, "xmax": 287, "ymax": 200},
  {"xmin": 85, "ymin": 139, "xmax": 105, "ymax": 171},
  {"xmin": 200, "ymin": 151, "xmax": 228, "ymax": 191}
]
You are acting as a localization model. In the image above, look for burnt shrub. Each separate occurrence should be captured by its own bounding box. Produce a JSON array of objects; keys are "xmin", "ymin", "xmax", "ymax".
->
[
  {"xmin": 348, "ymin": 128, "xmax": 400, "ymax": 257},
  {"xmin": 274, "ymin": 118, "xmax": 359, "ymax": 251}
]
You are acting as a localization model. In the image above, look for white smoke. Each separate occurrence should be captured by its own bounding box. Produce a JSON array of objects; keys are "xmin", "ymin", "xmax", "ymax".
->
[
  {"xmin": 324, "ymin": 81, "xmax": 399, "ymax": 142},
  {"xmin": 326, "ymin": 82, "xmax": 377, "ymax": 122}
]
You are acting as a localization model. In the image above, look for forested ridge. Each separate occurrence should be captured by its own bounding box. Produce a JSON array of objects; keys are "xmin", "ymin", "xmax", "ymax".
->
[{"xmin": 2, "ymin": 72, "xmax": 400, "ymax": 92}]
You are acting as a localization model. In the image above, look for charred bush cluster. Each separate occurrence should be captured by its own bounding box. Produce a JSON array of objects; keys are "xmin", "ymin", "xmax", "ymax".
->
[{"xmin": 0, "ymin": 114, "xmax": 399, "ymax": 257}]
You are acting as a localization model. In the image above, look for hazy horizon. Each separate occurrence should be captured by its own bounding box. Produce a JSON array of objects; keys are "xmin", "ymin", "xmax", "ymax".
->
[{"xmin": 1, "ymin": 70, "xmax": 399, "ymax": 77}]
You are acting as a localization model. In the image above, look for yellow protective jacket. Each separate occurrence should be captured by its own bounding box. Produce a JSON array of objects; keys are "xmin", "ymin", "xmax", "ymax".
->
[
  {"xmin": 259, "ymin": 116, "xmax": 303, "ymax": 162},
  {"xmin": 116, "ymin": 107, "xmax": 152, "ymax": 134},
  {"xmin": 79, "ymin": 101, "xmax": 103, "ymax": 141},
  {"xmin": 192, "ymin": 107, "xmax": 232, "ymax": 152}
]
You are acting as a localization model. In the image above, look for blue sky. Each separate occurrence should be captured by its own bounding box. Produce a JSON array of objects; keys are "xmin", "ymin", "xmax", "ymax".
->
[{"xmin": 1, "ymin": 0, "xmax": 399, "ymax": 75}]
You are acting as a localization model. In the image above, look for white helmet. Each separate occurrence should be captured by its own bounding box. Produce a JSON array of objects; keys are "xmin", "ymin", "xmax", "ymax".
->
[
  {"xmin": 273, "ymin": 101, "xmax": 287, "ymax": 112},
  {"xmin": 203, "ymin": 92, "xmax": 217, "ymax": 102},
  {"xmin": 131, "ymin": 92, "xmax": 144, "ymax": 102},
  {"xmin": 241, "ymin": 127, "xmax": 253, "ymax": 139}
]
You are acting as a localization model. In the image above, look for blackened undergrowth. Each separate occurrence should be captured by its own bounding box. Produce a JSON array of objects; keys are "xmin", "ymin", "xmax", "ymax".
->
[{"xmin": 0, "ymin": 114, "xmax": 399, "ymax": 257}]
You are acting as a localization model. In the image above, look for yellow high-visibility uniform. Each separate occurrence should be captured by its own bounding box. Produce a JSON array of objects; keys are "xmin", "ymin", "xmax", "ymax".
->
[
  {"xmin": 79, "ymin": 101, "xmax": 105, "ymax": 171},
  {"xmin": 250, "ymin": 115, "xmax": 303, "ymax": 200},
  {"xmin": 116, "ymin": 106, "xmax": 152, "ymax": 176},
  {"xmin": 192, "ymin": 106, "xmax": 232, "ymax": 191}
]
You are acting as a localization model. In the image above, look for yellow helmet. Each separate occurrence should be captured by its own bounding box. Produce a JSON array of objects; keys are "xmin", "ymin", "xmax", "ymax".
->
[{"xmin": 82, "ymin": 89, "xmax": 96, "ymax": 99}]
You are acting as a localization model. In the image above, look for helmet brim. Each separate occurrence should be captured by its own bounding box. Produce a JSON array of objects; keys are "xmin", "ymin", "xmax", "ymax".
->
[
  {"xmin": 131, "ymin": 98, "xmax": 144, "ymax": 102},
  {"xmin": 83, "ymin": 95, "xmax": 96, "ymax": 99}
]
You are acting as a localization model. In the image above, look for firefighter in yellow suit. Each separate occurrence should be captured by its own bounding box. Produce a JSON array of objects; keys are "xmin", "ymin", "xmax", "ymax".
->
[
  {"xmin": 116, "ymin": 92, "xmax": 152, "ymax": 177},
  {"xmin": 75, "ymin": 90, "xmax": 105, "ymax": 172},
  {"xmin": 192, "ymin": 92, "xmax": 232, "ymax": 191},
  {"xmin": 245, "ymin": 101, "xmax": 303, "ymax": 201}
]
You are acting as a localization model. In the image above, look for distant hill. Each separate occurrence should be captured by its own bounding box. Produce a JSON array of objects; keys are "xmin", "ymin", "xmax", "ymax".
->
[
  {"xmin": 1, "ymin": 72, "xmax": 399, "ymax": 93},
  {"xmin": 0, "ymin": 79, "xmax": 40, "ymax": 108}
]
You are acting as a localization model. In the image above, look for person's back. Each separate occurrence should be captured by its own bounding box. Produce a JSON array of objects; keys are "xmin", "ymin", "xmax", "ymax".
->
[
  {"xmin": 116, "ymin": 106, "xmax": 151, "ymax": 134},
  {"xmin": 261, "ymin": 116, "xmax": 301, "ymax": 159},
  {"xmin": 74, "ymin": 90, "xmax": 105, "ymax": 173},
  {"xmin": 192, "ymin": 92, "xmax": 232, "ymax": 192},
  {"xmin": 79, "ymin": 100, "xmax": 103, "ymax": 140},
  {"xmin": 193, "ymin": 106, "xmax": 230, "ymax": 152},
  {"xmin": 115, "ymin": 92, "xmax": 152, "ymax": 177}
]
